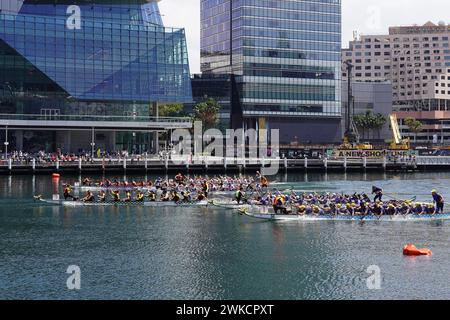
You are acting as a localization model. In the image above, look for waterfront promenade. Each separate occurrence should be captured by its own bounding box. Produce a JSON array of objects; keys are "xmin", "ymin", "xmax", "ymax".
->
[{"xmin": 1, "ymin": 155, "xmax": 450, "ymax": 174}]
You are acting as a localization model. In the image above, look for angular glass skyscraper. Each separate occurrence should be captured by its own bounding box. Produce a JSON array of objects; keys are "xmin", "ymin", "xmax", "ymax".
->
[
  {"xmin": 201, "ymin": 0, "xmax": 342, "ymax": 144},
  {"xmin": 0, "ymin": 0, "xmax": 192, "ymax": 153}
]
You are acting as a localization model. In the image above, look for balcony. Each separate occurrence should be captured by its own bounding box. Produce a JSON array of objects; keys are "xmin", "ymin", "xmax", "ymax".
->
[{"xmin": 0, "ymin": 114, "xmax": 192, "ymax": 130}]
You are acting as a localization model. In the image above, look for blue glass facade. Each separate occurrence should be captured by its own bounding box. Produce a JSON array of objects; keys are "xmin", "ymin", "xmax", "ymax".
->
[
  {"xmin": 201, "ymin": 0, "xmax": 342, "ymax": 143},
  {"xmin": 0, "ymin": 0, "xmax": 192, "ymax": 117}
]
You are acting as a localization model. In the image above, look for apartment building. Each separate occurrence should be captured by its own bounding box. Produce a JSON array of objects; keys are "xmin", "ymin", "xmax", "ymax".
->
[{"xmin": 342, "ymin": 22, "xmax": 450, "ymax": 144}]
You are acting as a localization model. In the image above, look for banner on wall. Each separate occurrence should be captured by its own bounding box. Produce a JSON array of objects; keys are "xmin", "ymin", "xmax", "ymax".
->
[{"xmin": 327, "ymin": 149, "xmax": 417, "ymax": 159}]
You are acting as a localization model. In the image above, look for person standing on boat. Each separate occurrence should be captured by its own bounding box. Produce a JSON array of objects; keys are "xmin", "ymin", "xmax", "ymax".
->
[
  {"xmin": 431, "ymin": 190, "xmax": 444, "ymax": 213},
  {"xmin": 372, "ymin": 186, "xmax": 383, "ymax": 202}
]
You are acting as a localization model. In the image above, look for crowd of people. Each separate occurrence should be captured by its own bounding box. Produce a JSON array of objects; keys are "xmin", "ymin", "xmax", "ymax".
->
[{"xmin": 2, "ymin": 150, "xmax": 155, "ymax": 164}]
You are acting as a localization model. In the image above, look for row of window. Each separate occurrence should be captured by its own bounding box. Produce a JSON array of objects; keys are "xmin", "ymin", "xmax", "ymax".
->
[
  {"xmin": 242, "ymin": 37, "xmax": 340, "ymax": 52},
  {"xmin": 243, "ymin": 83, "xmax": 336, "ymax": 102},
  {"xmin": 239, "ymin": 7, "xmax": 341, "ymax": 24},
  {"xmin": 243, "ymin": 47, "xmax": 340, "ymax": 61}
]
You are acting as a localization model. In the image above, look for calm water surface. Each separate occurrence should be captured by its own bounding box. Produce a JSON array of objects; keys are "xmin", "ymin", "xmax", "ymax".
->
[{"xmin": 0, "ymin": 172, "xmax": 449, "ymax": 300}]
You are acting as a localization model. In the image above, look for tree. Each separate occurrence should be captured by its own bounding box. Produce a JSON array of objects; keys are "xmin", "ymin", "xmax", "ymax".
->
[
  {"xmin": 373, "ymin": 113, "xmax": 387, "ymax": 139},
  {"xmin": 192, "ymin": 98, "xmax": 221, "ymax": 131},
  {"xmin": 158, "ymin": 103, "xmax": 186, "ymax": 117},
  {"xmin": 405, "ymin": 117, "xmax": 423, "ymax": 143},
  {"xmin": 353, "ymin": 114, "xmax": 367, "ymax": 139},
  {"xmin": 353, "ymin": 111, "xmax": 386, "ymax": 140}
]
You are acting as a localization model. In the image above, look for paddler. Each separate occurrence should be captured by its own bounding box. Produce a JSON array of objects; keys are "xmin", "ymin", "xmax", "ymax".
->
[
  {"xmin": 297, "ymin": 205, "xmax": 306, "ymax": 216},
  {"xmin": 197, "ymin": 192, "xmax": 206, "ymax": 201},
  {"xmin": 386, "ymin": 203, "xmax": 397, "ymax": 216},
  {"xmin": 147, "ymin": 191, "xmax": 156, "ymax": 202},
  {"xmin": 273, "ymin": 195, "xmax": 287, "ymax": 214},
  {"xmin": 312, "ymin": 205, "xmax": 323, "ymax": 216},
  {"xmin": 135, "ymin": 191, "xmax": 145, "ymax": 202},
  {"xmin": 202, "ymin": 180, "xmax": 209, "ymax": 198},
  {"xmin": 81, "ymin": 190, "xmax": 95, "ymax": 202},
  {"xmin": 256, "ymin": 171, "xmax": 269, "ymax": 188},
  {"xmin": 82, "ymin": 177, "xmax": 92, "ymax": 186},
  {"xmin": 431, "ymin": 190, "xmax": 444, "ymax": 213},
  {"xmin": 98, "ymin": 191, "xmax": 107, "ymax": 202},
  {"xmin": 175, "ymin": 173, "xmax": 185, "ymax": 183},
  {"xmin": 371, "ymin": 202, "xmax": 383, "ymax": 217},
  {"xmin": 161, "ymin": 191, "xmax": 170, "ymax": 202},
  {"xmin": 111, "ymin": 190, "xmax": 120, "ymax": 202},
  {"xmin": 235, "ymin": 188, "xmax": 244, "ymax": 204},
  {"xmin": 182, "ymin": 191, "xmax": 191, "ymax": 202},
  {"xmin": 172, "ymin": 191, "xmax": 181, "ymax": 203},
  {"xmin": 63, "ymin": 184, "xmax": 75, "ymax": 200},
  {"xmin": 124, "ymin": 190, "xmax": 132, "ymax": 202}
]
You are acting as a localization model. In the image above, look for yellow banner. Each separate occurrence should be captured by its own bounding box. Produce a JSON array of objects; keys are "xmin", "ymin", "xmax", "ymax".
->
[{"xmin": 328, "ymin": 149, "xmax": 414, "ymax": 159}]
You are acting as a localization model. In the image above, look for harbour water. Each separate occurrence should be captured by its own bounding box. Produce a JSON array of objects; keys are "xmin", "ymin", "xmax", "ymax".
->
[{"xmin": 0, "ymin": 172, "xmax": 449, "ymax": 300}]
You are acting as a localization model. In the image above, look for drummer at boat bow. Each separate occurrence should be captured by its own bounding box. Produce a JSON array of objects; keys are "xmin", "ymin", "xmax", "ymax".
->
[{"xmin": 372, "ymin": 186, "xmax": 383, "ymax": 202}]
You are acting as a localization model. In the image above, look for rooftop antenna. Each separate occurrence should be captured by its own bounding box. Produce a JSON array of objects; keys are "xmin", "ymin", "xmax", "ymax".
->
[{"xmin": 353, "ymin": 30, "xmax": 358, "ymax": 41}]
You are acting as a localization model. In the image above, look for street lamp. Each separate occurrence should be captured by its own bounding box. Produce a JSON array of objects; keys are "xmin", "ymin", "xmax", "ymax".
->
[
  {"xmin": 91, "ymin": 127, "xmax": 95, "ymax": 159},
  {"xmin": 4, "ymin": 125, "xmax": 9, "ymax": 160}
]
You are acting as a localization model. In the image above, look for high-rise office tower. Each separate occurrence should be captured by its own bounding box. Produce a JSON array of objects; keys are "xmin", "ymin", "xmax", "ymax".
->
[
  {"xmin": 201, "ymin": 0, "xmax": 342, "ymax": 144},
  {"xmin": 0, "ymin": 0, "xmax": 192, "ymax": 153}
]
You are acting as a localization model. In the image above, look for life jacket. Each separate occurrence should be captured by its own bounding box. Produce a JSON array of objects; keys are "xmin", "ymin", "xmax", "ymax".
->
[
  {"xmin": 137, "ymin": 193, "xmax": 144, "ymax": 201},
  {"xmin": 64, "ymin": 187, "xmax": 71, "ymax": 194},
  {"xmin": 273, "ymin": 196, "xmax": 284, "ymax": 206}
]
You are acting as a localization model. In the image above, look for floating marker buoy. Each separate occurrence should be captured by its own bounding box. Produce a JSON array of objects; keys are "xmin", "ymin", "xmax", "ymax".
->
[
  {"xmin": 52, "ymin": 173, "xmax": 60, "ymax": 179},
  {"xmin": 403, "ymin": 244, "xmax": 432, "ymax": 256}
]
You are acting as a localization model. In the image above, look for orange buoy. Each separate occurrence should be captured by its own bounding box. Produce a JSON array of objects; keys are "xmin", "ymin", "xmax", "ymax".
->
[
  {"xmin": 52, "ymin": 173, "xmax": 60, "ymax": 179},
  {"xmin": 403, "ymin": 244, "xmax": 432, "ymax": 256}
]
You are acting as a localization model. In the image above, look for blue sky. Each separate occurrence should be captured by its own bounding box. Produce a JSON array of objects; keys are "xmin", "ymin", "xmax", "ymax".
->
[{"xmin": 159, "ymin": 0, "xmax": 450, "ymax": 73}]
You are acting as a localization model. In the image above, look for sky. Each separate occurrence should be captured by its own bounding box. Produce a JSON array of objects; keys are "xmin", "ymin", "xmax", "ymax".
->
[{"xmin": 159, "ymin": 0, "xmax": 450, "ymax": 74}]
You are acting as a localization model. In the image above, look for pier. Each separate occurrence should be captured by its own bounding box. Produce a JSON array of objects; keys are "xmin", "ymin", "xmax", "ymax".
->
[{"xmin": 2, "ymin": 155, "xmax": 450, "ymax": 175}]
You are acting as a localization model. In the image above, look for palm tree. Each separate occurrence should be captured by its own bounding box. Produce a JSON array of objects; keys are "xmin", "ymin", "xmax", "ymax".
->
[{"xmin": 405, "ymin": 117, "xmax": 423, "ymax": 143}]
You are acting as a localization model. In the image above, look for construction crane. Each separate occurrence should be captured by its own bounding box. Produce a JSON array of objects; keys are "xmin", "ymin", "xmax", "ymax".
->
[
  {"xmin": 339, "ymin": 60, "xmax": 372, "ymax": 150},
  {"xmin": 389, "ymin": 114, "xmax": 410, "ymax": 150}
]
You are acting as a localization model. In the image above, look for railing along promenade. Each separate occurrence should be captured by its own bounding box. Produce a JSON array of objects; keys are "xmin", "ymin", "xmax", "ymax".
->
[{"xmin": 1, "ymin": 155, "xmax": 442, "ymax": 175}]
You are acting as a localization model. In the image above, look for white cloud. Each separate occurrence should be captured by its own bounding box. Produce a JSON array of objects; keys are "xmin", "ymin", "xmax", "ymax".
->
[{"xmin": 159, "ymin": 0, "xmax": 450, "ymax": 73}]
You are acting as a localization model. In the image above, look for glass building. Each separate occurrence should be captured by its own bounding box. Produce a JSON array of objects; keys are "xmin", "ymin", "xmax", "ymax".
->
[
  {"xmin": 201, "ymin": 0, "xmax": 342, "ymax": 144},
  {"xmin": 0, "ymin": 0, "xmax": 192, "ymax": 154}
]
